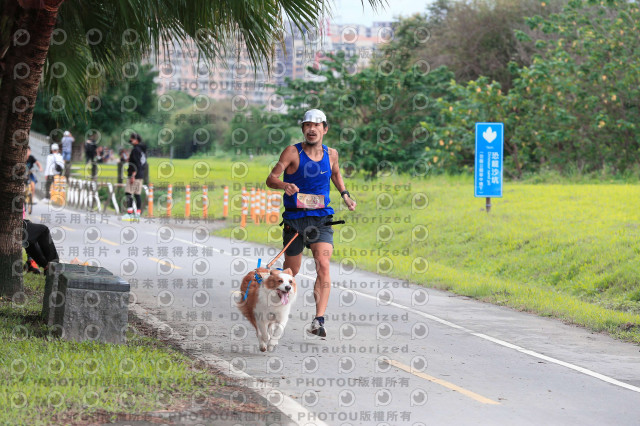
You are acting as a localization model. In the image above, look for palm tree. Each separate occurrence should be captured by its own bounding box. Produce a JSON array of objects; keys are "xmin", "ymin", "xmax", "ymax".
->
[{"xmin": 0, "ymin": 0, "xmax": 386, "ymax": 297}]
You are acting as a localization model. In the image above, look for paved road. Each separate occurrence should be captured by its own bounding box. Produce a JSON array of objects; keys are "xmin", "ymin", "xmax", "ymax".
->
[{"xmin": 27, "ymin": 201, "xmax": 640, "ymax": 426}]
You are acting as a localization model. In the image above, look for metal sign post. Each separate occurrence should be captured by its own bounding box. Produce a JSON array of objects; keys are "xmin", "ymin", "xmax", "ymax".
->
[{"xmin": 474, "ymin": 123, "xmax": 504, "ymax": 212}]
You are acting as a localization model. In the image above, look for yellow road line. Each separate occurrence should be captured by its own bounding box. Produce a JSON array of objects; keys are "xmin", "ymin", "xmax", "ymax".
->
[
  {"xmin": 99, "ymin": 237, "xmax": 119, "ymax": 246},
  {"xmin": 148, "ymin": 257, "xmax": 182, "ymax": 270},
  {"xmin": 387, "ymin": 359, "xmax": 500, "ymax": 405},
  {"xmin": 61, "ymin": 226, "xmax": 75, "ymax": 232}
]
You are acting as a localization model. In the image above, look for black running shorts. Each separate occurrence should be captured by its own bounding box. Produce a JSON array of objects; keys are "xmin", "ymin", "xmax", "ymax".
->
[{"xmin": 282, "ymin": 215, "xmax": 334, "ymax": 256}]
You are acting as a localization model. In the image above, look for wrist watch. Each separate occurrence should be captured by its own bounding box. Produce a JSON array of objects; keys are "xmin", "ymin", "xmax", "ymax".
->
[{"xmin": 340, "ymin": 190, "xmax": 350, "ymax": 198}]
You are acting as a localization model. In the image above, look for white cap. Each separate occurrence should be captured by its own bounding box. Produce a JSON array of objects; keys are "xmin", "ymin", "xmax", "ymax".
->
[
  {"xmin": 63, "ymin": 130, "xmax": 70, "ymax": 136},
  {"xmin": 301, "ymin": 109, "xmax": 327, "ymax": 124},
  {"xmin": 51, "ymin": 143, "xmax": 59, "ymax": 151}
]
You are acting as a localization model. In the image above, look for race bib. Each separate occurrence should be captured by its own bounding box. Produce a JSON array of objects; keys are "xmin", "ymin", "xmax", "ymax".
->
[{"xmin": 296, "ymin": 193, "xmax": 325, "ymax": 209}]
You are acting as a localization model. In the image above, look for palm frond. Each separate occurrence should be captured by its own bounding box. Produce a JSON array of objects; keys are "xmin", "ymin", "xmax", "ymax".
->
[{"xmin": 40, "ymin": 0, "xmax": 388, "ymax": 116}]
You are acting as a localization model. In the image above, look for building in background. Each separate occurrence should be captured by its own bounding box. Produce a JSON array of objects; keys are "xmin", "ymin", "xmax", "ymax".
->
[{"xmin": 153, "ymin": 20, "xmax": 394, "ymax": 109}]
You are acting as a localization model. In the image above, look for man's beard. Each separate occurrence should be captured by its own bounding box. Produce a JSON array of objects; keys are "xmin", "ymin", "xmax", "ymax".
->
[{"xmin": 304, "ymin": 136, "xmax": 319, "ymax": 145}]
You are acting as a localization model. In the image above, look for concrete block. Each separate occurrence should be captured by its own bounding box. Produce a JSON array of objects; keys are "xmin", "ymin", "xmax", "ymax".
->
[
  {"xmin": 42, "ymin": 262, "xmax": 113, "ymax": 326},
  {"xmin": 47, "ymin": 266, "xmax": 130, "ymax": 344}
]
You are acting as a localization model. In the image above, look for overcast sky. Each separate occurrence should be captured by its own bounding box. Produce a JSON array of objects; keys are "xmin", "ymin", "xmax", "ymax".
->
[{"xmin": 331, "ymin": 0, "xmax": 431, "ymax": 25}]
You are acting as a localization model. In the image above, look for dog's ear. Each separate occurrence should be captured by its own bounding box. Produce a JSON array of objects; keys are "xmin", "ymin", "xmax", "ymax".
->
[{"xmin": 282, "ymin": 268, "xmax": 293, "ymax": 275}]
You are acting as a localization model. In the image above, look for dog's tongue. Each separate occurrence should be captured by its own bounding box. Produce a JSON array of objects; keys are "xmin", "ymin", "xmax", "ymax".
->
[{"xmin": 280, "ymin": 291, "xmax": 289, "ymax": 305}]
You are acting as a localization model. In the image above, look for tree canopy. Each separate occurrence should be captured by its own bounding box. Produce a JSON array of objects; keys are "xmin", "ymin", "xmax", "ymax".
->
[{"xmin": 431, "ymin": 0, "xmax": 640, "ymax": 177}]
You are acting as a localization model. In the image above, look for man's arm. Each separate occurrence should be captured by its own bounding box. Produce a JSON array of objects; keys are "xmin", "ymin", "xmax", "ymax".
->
[
  {"xmin": 329, "ymin": 149, "xmax": 356, "ymax": 211},
  {"xmin": 266, "ymin": 146, "xmax": 299, "ymax": 196}
]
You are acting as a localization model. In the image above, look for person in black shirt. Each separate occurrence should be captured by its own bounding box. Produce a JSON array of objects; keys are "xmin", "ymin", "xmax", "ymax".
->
[
  {"xmin": 85, "ymin": 136, "xmax": 98, "ymax": 178},
  {"xmin": 25, "ymin": 146, "xmax": 43, "ymax": 199},
  {"xmin": 123, "ymin": 133, "xmax": 147, "ymax": 220},
  {"xmin": 23, "ymin": 220, "xmax": 59, "ymax": 274}
]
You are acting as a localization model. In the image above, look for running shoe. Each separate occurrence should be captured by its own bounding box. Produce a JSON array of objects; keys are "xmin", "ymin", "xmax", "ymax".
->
[{"xmin": 307, "ymin": 317, "xmax": 326, "ymax": 338}]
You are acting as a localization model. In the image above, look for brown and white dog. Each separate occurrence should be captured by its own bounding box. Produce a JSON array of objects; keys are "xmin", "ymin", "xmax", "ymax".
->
[{"xmin": 237, "ymin": 267, "xmax": 297, "ymax": 352}]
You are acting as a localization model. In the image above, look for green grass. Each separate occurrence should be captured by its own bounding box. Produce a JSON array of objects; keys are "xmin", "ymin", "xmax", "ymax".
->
[{"xmin": 0, "ymin": 272, "xmax": 225, "ymax": 425}]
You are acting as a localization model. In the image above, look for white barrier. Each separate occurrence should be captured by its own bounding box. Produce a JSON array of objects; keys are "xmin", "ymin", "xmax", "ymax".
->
[{"xmin": 65, "ymin": 178, "xmax": 102, "ymax": 212}]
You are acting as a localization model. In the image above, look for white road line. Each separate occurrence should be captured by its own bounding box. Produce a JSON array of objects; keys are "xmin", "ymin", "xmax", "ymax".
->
[
  {"xmin": 130, "ymin": 304, "xmax": 326, "ymax": 426},
  {"xmin": 174, "ymin": 237, "xmax": 206, "ymax": 248},
  {"xmin": 350, "ymin": 289, "xmax": 640, "ymax": 394},
  {"xmin": 143, "ymin": 232, "xmax": 220, "ymax": 252},
  {"xmin": 164, "ymin": 237, "xmax": 640, "ymax": 394},
  {"xmin": 175, "ymin": 237, "xmax": 220, "ymax": 252}
]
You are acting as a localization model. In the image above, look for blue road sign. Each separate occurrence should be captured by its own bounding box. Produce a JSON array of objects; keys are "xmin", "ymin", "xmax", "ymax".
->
[{"xmin": 475, "ymin": 123, "xmax": 504, "ymax": 198}]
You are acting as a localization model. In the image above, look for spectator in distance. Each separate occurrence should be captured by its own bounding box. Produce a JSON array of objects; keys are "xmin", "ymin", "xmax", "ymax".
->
[{"xmin": 44, "ymin": 143, "xmax": 64, "ymax": 202}]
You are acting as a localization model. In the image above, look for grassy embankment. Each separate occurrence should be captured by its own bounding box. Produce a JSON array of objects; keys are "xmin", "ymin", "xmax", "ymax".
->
[
  {"xmin": 80, "ymin": 156, "xmax": 640, "ymax": 342},
  {"xmin": 0, "ymin": 271, "xmax": 247, "ymax": 424}
]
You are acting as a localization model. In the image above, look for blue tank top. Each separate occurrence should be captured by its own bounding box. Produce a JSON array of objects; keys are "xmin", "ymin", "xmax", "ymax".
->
[{"xmin": 283, "ymin": 143, "xmax": 334, "ymax": 219}]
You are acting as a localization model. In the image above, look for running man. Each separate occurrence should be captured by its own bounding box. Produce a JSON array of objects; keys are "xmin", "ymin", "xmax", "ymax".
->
[{"xmin": 266, "ymin": 109, "xmax": 356, "ymax": 337}]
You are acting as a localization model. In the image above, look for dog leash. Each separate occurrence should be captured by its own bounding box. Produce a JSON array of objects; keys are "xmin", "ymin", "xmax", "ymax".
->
[
  {"xmin": 266, "ymin": 233, "xmax": 300, "ymax": 269},
  {"xmin": 242, "ymin": 219, "xmax": 346, "ymax": 301},
  {"xmin": 242, "ymin": 259, "xmax": 263, "ymax": 301}
]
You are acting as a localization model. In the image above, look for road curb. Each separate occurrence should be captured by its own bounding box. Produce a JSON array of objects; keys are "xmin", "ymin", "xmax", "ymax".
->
[{"xmin": 130, "ymin": 303, "xmax": 327, "ymax": 426}]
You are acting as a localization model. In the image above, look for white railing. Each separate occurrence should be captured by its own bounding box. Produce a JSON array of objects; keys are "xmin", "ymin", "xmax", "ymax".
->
[{"xmin": 66, "ymin": 178, "xmax": 102, "ymax": 212}]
